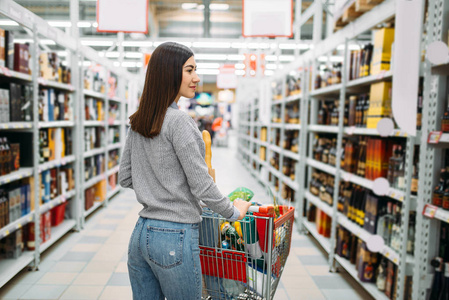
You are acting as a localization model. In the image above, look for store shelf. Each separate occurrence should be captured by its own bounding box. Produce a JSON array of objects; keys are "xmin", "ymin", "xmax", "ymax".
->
[
  {"xmin": 270, "ymin": 144, "xmax": 283, "ymax": 154},
  {"xmin": 84, "ymin": 147, "xmax": 105, "ymax": 158},
  {"xmin": 270, "ymin": 123, "xmax": 283, "ymax": 128},
  {"xmin": 0, "ymin": 212, "xmax": 34, "ymax": 240},
  {"xmin": 38, "ymin": 78, "xmax": 75, "ymax": 92},
  {"xmin": 340, "ymin": 170, "xmax": 373, "ymax": 190},
  {"xmin": 0, "ymin": 168, "xmax": 33, "ymax": 186},
  {"xmin": 40, "ymin": 190, "xmax": 76, "ymax": 214},
  {"xmin": 109, "ymin": 120, "xmax": 122, "ymax": 126},
  {"xmin": 308, "ymin": 125, "xmax": 339, "ymax": 134},
  {"xmin": 284, "ymin": 93, "xmax": 302, "ymax": 103},
  {"xmin": 310, "ymin": 84, "xmax": 342, "ymax": 97},
  {"xmin": 83, "ymin": 89, "xmax": 105, "ymax": 99},
  {"xmin": 38, "ymin": 121, "xmax": 75, "ymax": 128},
  {"xmin": 307, "ymin": 158, "xmax": 337, "ymax": 176},
  {"xmin": 344, "ymin": 126, "xmax": 417, "ymax": 139},
  {"xmin": 84, "ymin": 120, "xmax": 105, "ymax": 127},
  {"xmin": 305, "ymin": 191, "xmax": 333, "ymax": 217},
  {"xmin": 346, "ymin": 71, "xmax": 393, "ymax": 89},
  {"xmin": 108, "ymin": 97, "xmax": 121, "ymax": 103},
  {"xmin": 84, "ymin": 201, "xmax": 103, "ymax": 218},
  {"xmin": 283, "ymin": 149, "xmax": 300, "ymax": 160},
  {"xmin": 423, "ymin": 204, "xmax": 449, "ymax": 224},
  {"xmin": 40, "ymin": 219, "xmax": 76, "ymax": 253},
  {"xmin": 39, "ymin": 155, "xmax": 76, "ymax": 173},
  {"xmin": 284, "ymin": 123, "xmax": 301, "ymax": 131},
  {"xmin": 0, "ymin": 122, "xmax": 33, "ymax": 130},
  {"xmin": 107, "ymin": 165, "xmax": 120, "ymax": 176},
  {"xmin": 0, "ymin": 67, "xmax": 32, "ymax": 81},
  {"xmin": 0, "ymin": 251, "xmax": 35, "ymax": 288},
  {"xmin": 335, "ymin": 255, "xmax": 390, "ymax": 300},
  {"xmin": 303, "ymin": 220, "xmax": 331, "ymax": 254},
  {"xmin": 84, "ymin": 173, "xmax": 106, "ymax": 189},
  {"xmin": 239, "ymin": 121, "xmax": 251, "ymax": 127},
  {"xmin": 107, "ymin": 143, "xmax": 122, "ymax": 151},
  {"xmin": 107, "ymin": 186, "xmax": 121, "ymax": 199}
]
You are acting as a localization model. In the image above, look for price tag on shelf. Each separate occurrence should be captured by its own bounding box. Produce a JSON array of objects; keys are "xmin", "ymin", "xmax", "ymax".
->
[
  {"xmin": 68, "ymin": 85, "xmax": 74, "ymax": 91},
  {"xmin": 2, "ymin": 67, "xmax": 11, "ymax": 77},
  {"xmin": 17, "ymin": 223, "xmax": 21, "ymax": 229},
  {"xmin": 428, "ymin": 131, "xmax": 443, "ymax": 144},
  {"xmin": 423, "ymin": 204, "xmax": 438, "ymax": 218},
  {"xmin": 3, "ymin": 124, "xmax": 9, "ymax": 129},
  {"xmin": 342, "ymin": 172, "xmax": 353, "ymax": 182},
  {"xmin": 393, "ymin": 258, "xmax": 398, "ymax": 264},
  {"xmin": 28, "ymin": 216, "xmax": 32, "ymax": 222},
  {"xmin": 5, "ymin": 229, "xmax": 9, "ymax": 236},
  {"xmin": 376, "ymin": 70, "xmax": 386, "ymax": 80},
  {"xmin": 346, "ymin": 126, "xmax": 356, "ymax": 135},
  {"xmin": 5, "ymin": 178, "xmax": 11, "ymax": 183},
  {"xmin": 384, "ymin": 251, "xmax": 390, "ymax": 258}
]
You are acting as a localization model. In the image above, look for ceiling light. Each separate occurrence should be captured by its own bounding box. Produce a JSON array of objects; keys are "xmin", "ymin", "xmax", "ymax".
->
[
  {"xmin": 136, "ymin": 62, "xmax": 143, "ymax": 68},
  {"xmin": 196, "ymin": 69, "xmax": 219, "ymax": 75},
  {"xmin": 227, "ymin": 55, "xmax": 245, "ymax": 61},
  {"xmin": 81, "ymin": 40, "xmax": 114, "ymax": 46},
  {"xmin": 125, "ymin": 52, "xmax": 143, "ymax": 58},
  {"xmin": 122, "ymin": 61, "xmax": 137, "ymax": 68},
  {"xmin": 57, "ymin": 51, "xmax": 68, "ymax": 57},
  {"xmin": 83, "ymin": 61, "xmax": 91, "ymax": 66},
  {"xmin": 197, "ymin": 63, "xmax": 220, "ymax": 69},
  {"xmin": 77, "ymin": 21, "xmax": 91, "ymax": 28},
  {"xmin": 265, "ymin": 70, "xmax": 274, "ymax": 76},
  {"xmin": 337, "ymin": 44, "xmax": 361, "ymax": 50},
  {"xmin": 192, "ymin": 42, "xmax": 231, "ymax": 49},
  {"xmin": 40, "ymin": 39, "xmax": 56, "ymax": 45},
  {"xmin": 195, "ymin": 54, "xmax": 227, "ymax": 60},
  {"xmin": 92, "ymin": 22, "xmax": 98, "ymax": 28},
  {"xmin": 182, "ymin": 3, "xmax": 198, "ymax": 10},
  {"xmin": 279, "ymin": 55, "xmax": 294, "ymax": 62},
  {"xmin": 113, "ymin": 62, "xmax": 120, "ymax": 67},
  {"xmin": 0, "ymin": 20, "xmax": 19, "ymax": 26},
  {"xmin": 266, "ymin": 64, "xmax": 277, "ymax": 70},
  {"xmin": 122, "ymin": 41, "xmax": 152, "ymax": 47},
  {"xmin": 265, "ymin": 55, "xmax": 277, "ymax": 61},
  {"xmin": 279, "ymin": 44, "xmax": 297, "ymax": 50},
  {"xmin": 48, "ymin": 21, "xmax": 72, "ymax": 28},
  {"xmin": 106, "ymin": 52, "xmax": 120, "ymax": 58},
  {"xmin": 209, "ymin": 3, "xmax": 229, "ymax": 10},
  {"xmin": 197, "ymin": 4, "xmax": 205, "ymax": 10},
  {"xmin": 14, "ymin": 39, "xmax": 33, "ymax": 43},
  {"xmin": 235, "ymin": 70, "xmax": 246, "ymax": 76},
  {"xmin": 234, "ymin": 63, "xmax": 245, "ymax": 69}
]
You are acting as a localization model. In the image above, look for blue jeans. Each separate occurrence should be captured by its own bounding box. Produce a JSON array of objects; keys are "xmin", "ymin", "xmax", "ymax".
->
[{"xmin": 128, "ymin": 217, "xmax": 202, "ymax": 300}]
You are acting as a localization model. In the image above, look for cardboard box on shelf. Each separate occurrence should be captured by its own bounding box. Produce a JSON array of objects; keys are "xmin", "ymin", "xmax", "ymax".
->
[
  {"xmin": 371, "ymin": 28, "xmax": 395, "ymax": 75},
  {"xmin": 366, "ymin": 81, "xmax": 392, "ymax": 129}
]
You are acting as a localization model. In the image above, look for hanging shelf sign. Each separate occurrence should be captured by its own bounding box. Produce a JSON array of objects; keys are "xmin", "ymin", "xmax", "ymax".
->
[
  {"xmin": 97, "ymin": 0, "xmax": 148, "ymax": 33},
  {"xmin": 242, "ymin": 0, "xmax": 293, "ymax": 37}
]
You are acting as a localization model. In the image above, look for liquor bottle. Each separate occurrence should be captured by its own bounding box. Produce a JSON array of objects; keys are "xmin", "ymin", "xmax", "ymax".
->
[
  {"xmin": 376, "ymin": 258, "xmax": 387, "ymax": 291},
  {"xmin": 318, "ymin": 104, "xmax": 327, "ymax": 125},
  {"xmin": 407, "ymin": 212, "xmax": 415, "ymax": 255},
  {"xmin": 322, "ymin": 140, "xmax": 330, "ymax": 165},
  {"xmin": 3, "ymin": 138, "xmax": 11, "ymax": 175},
  {"xmin": 348, "ymin": 96, "xmax": 357, "ymax": 126},
  {"xmin": 442, "ymin": 96, "xmax": 449, "ymax": 133},
  {"xmin": 430, "ymin": 257, "xmax": 444, "ymax": 300},
  {"xmin": 329, "ymin": 139, "xmax": 337, "ymax": 166},
  {"xmin": 362, "ymin": 95, "xmax": 370, "ymax": 127},
  {"xmin": 313, "ymin": 136, "xmax": 323, "ymax": 162},
  {"xmin": 439, "ymin": 263, "xmax": 449, "ymax": 300},
  {"xmin": 356, "ymin": 138, "xmax": 367, "ymax": 177},
  {"xmin": 314, "ymin": 68, "xmax": 322, "ymax": 90},
  {"xmin": 393, "ymin": 145, "xmax": 406, "ymax": 190},
  {"xmin": 355, "ymin": 97, "xmax": 362, "ymax": 127},
  {"xmin": 433, "ymin": 169, "xmax": 447, "ymax": 207},
  {"xmin": 417, "ymin": 77, "xmax": 423, "ymax": 130}
]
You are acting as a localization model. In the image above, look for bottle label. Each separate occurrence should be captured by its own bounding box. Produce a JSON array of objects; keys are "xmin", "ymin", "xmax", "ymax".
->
[
  {"xmin": 443, "ymin": 196, "xmax": 449, "ymax": 210},
  {"xmin": 445, "ymin": 263, "xmax": 449, "ymax": 277},
  {"xmin": 411, "ymin": 178, "xmax": 418, "ymax": 193},
  {"xmin": 433, "ymin": 194, "xmax": 443, "ymax": 207}
]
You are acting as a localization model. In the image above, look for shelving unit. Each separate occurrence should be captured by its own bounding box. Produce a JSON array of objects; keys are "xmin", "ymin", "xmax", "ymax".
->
[
  {"xmin": 0, "ymin": 0, "xmax": 138, "ymax": 288},
  {"xmin": 237, "ymin": 0, "xmax": 425, "ymax": 298}
]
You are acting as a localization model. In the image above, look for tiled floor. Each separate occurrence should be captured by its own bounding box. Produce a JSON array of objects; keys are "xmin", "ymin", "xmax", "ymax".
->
[{"xmin": 0, "ymin": 131, "xmax": 373, "ymax": 300}]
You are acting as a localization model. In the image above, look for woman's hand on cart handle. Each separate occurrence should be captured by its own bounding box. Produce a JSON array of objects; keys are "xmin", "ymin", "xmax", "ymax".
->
[{"xmin": 233, "ymin": 199, "xmax": 252, "ymax": 220}]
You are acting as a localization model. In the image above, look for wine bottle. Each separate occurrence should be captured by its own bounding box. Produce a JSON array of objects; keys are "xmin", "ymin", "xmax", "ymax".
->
[
  {"xmin": 439, "ymin": 262, "xmax": 449, "ymax": 300},
  {"xmin": 434, "ymin": 169, "xmax": 447, "ymax": 207},
  {"xmin": 430, "ymin": 257, "xmax": 444, "ymax": 300}
]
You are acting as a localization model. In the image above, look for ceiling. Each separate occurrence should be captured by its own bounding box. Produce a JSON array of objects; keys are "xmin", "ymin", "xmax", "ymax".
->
[{"xmin": 6, "ymin": 0, "xmax": 318, "ymax": 81}]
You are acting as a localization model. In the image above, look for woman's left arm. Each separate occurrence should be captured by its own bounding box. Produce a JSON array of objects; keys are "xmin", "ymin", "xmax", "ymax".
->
[{"xmin": 118, "ymin": 130, "xmax": 133, "ymax": 189}]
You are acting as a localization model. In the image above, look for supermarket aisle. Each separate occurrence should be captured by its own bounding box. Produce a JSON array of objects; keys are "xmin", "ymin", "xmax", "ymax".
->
[{"xmin": 0, "ymin": 131, "xmax": 371, "ymax": 300}]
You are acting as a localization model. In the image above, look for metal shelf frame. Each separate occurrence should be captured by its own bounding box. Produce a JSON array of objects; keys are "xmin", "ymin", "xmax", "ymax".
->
[
  {"xmin": 237, "ymin": 0, "xmax": 426, "ymax": 298},
  {"xmin": 0, "ymin": 0, "xmax": 136, "ymax": 288}
]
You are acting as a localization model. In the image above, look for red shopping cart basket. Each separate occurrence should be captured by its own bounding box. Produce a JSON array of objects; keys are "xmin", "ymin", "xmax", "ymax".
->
[{"xmin": 199, "ymin": 205, "xmax": 295, "ymax": 299}]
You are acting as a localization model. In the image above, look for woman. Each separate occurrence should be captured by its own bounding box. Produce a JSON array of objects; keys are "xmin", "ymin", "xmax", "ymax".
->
[{"xmin": 119, "ymin": 42, "xmax": 251, "ymax": 300}]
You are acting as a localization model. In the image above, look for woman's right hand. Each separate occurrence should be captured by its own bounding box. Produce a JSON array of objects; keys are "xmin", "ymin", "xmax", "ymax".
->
[{"xmin": 233, "ymin": 199, "xmax": 252, "ymax": 220}]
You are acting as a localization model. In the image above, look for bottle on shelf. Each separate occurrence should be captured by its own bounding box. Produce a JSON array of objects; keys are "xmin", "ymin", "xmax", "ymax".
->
[
  {"xmin": 442, "ymin": 95, "xmax": 449, "ymax": 133},
  {"xmin": 440, "ymin": 263, "xmax": 449, "ymax": 300},
  {"xmin": 376, "ymin": 258, "xmax": 387, "ymax": 292},
  {"xmin": 433, "ymin": 169, "xmax": 447, "ymax": 208},
  {"xmin": 429, "ymin": 257, "xmax": 444, "ymax": 300}
]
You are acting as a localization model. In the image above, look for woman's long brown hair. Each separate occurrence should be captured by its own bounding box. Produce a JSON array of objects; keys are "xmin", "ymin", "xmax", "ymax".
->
[{"xmin": 129, "ymin": 42, "xmax": 193, "ymax": 138}]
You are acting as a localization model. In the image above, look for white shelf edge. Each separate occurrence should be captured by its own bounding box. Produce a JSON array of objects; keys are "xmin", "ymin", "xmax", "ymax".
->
[
  {"xmin": 303, "ymin": 220, "xmax": 331, "ymax": 254},
  {"xmin": 308, "ymin": 125, "xmax": 339, "ymax": 133},
  {"xmin": 0, "ymin": 67, "xmax": 32, "ymax": 81},
  {"xmin": 0, "ymin": 122, "xmax": 33, "ymax": 129},
  {"xmin": 83, "ymin": 147, "xmax": 106, "ymax": 158},
  {"xmin": 38, "ymin": 78, "xmax": 75, "ymax": 92},
  {"xmin": 0, "ymin": 251, "xmax": 35, "ymax": 288},
  {"xmin": 107, "ymin": 165, "xmax": 120, "ymax": 176},
  {"xmin": 0, "ymin": 167, "xmax": 34, "ymax": 186},
  {"xmin": 38, "ymin": 121, "xmax": 75, "ymax": 128},
  {"xmin": 335, "ymin": 255, "xmax": 390, "ymax": 300},
  {"xmin": 107, "ymin": 186, "xmax": 121, "ymax": 199},
  {"xmin": 39, "ymin": 155, "xmax": 76, "ymax": 173},
  {"xmin": 40, "ymin": 190, "xmax": 76, "ymax": 214},
  {"xmin": 83, "ymin": 120, "xmax": 105, "ymax": 127},
  {"xmin": 310, "ymin": 84, "xmax": 342, "ymax": 97},
  {"xmin": 84, "ymin": 201, "xmax": 104, "ymax": 218},
  {"xmin": 0, "ymin": 212, "xmax": 34, "ymax": 240},
  {"xmin": 306, "ymin": 158, "xmax": 337, "ymax": 175},
  {"xmin": 305, "ymin": 191, "xmax": 333, "ymax": 216},
  {"xmin": 107, "ymin": 143, "xmax": 122, "ymax": 151},
  {"xmin": 84, "ymin": 174, "xmax": 106, "ymax": 190},
  {"xmin": 108, "ymin": 97, "xmax": 122, "ymax": 103},
  {"xmin": 39, "ymin": 219, "xmax": 76, "ymax": 253},
  {"xmin": 83, "ymin": 89, "xmax": 105, "ymax": 99}
]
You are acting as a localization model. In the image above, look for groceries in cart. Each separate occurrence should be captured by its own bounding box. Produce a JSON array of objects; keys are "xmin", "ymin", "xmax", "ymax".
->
[{"xmin": 200, "ymin": 186, "xmax": 295, "ymax": 299}]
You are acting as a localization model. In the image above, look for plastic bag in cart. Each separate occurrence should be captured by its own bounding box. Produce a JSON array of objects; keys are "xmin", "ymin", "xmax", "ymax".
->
[{"xmin": 244, "ymin": 261, "xmax": 278, "ymax": 298}]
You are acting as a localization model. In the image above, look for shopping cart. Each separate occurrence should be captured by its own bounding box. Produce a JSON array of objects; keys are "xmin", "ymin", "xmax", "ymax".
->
[{"xmin": 199, "ymin": 205, "xmax": 295, "ymax": 300}]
